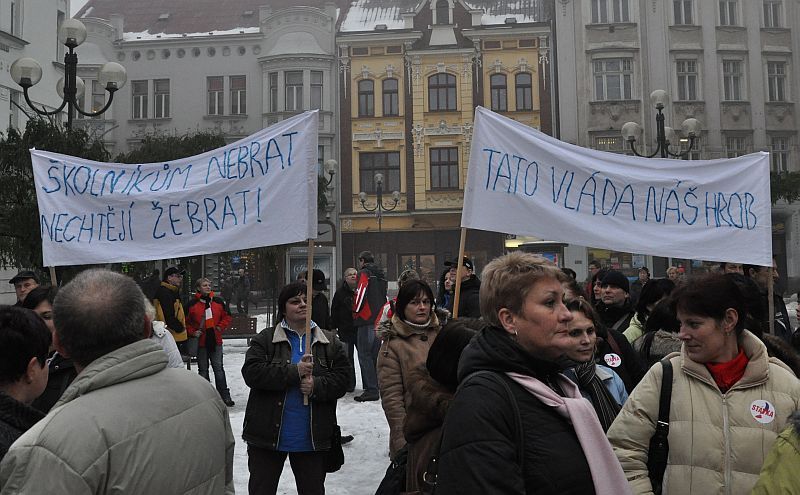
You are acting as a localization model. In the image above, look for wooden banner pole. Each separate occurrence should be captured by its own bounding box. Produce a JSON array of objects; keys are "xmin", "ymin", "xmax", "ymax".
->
[
  {"xmin": 767, "ymin": 266, "xmax": 775, "ymax": 336},
  {"xmin": 303, "ymin": 239, "xmax": 315, "ymax": 405},
  {"xmin": 452, "ymin": 228, "xmax": 467, "ymax": 319},
  {"xmin": 49, "ymin": 266, "xmax": 58, "ymax": 287}
]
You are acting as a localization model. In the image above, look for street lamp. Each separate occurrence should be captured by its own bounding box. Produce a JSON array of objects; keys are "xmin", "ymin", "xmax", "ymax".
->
[
  {"xmin": 358, "ymin": 173, "xmax": 400, "ymax": 232},
  {"xmin": 621, "ymin": 90, "xmax": 701, "ymax": 158},
  {"xmin": 10, "ymin": 19, "xmax": 127, "ymax": 130},
  {"xmin": 323, "ymin": 159, "xmax": 337, "ymax": 186}
]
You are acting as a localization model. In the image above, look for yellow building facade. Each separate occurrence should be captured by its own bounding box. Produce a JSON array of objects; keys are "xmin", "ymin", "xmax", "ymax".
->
[{"xmin": 338, "ymin": 0, "xmax": 553, "ymax": 285}]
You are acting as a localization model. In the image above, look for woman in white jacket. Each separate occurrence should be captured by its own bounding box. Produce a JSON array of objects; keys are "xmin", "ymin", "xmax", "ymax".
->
[{"xmin": 607, "ymin": 273, "xmax": 800, "ymax": 495}]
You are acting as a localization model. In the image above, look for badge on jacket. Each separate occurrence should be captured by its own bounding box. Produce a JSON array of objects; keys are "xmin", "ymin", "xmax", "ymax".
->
[
  {"xmin": 751, "ymin": 400, "xmax": 776, "ymax": 424},
  {"xmin": 603, "ymin": 353, "xmax": 621, "ymax": 368}
]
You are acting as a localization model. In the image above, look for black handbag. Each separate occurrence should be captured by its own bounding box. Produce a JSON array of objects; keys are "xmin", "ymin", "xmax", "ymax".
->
[
  {"xmin": 375, "ymin": 445, "xmax": 409, "ymax": 495},
  {"xmin": 324, "ymin": 425, "xmax": 345, "ymax": 473},
  {"xmin": 647, "ymin": 359, "xmax": 673, "ymax": 495}
]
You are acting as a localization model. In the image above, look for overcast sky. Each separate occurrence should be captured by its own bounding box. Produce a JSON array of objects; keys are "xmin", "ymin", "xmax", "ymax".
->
[{"xmin": 70, "ymin": 0, "xmax": 89, "ymax": 16}]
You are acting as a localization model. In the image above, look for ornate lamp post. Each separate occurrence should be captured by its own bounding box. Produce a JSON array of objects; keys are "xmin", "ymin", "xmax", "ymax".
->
[
  {"xmin": 358, "ymin": 173, "xmax": 400, "ymax": 232},
  {"xmin": 621, "ymin": 90, "xmax": 701, "ymax": 158},
  {"xmin": 10, "ymin": 19, "xmax": 127, "ymax": 130}
]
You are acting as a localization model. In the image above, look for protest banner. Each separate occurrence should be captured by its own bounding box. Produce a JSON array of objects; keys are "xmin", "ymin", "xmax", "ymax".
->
[
  {"xmin": 462, "ymin": 107, "xmax": 772, "ymax": 266},
  {"xmin": 32, "ymin": 111, "xmax": 319, "ymax": 266}
]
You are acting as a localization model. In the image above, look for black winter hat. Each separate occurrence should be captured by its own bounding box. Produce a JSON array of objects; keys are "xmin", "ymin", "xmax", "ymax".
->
[{"xmin": 601, "ymin": 270, "xmax": 630, "ymax": 293}]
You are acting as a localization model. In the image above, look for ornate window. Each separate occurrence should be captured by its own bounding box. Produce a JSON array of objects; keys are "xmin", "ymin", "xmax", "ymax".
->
[
  {"xmin": 763, "ymin": 0, "xmax": 782, "ymax": 27},
  {"xmin": 430, "ymin": 147, "xmax": 459, "ymax": 189},
  {"xmin": 132, "ymin": 80, "xmax": 148, "ymax": 119},
  {"xmin": 154, "ymin": 79, "xmax": 170, "ymax": 118},
  {"xmin": 676, "ymin": 60, "xmax": 698, "ymax": 101},
  {"xmin": 591, "ymin": 0, "xmax": 630, "ymax": 23},
  {"xmin": 719, "ymin": 0, "xmax": 738, "ymax": 26},
  {"xmin": 382, "ymin": 78, "xmax": 399, "ymax": 116},
  {"xmin": 360, "ymin": 152, "xmax": 400, "ymax": 193},
  {"xmin": 767, "ymin": 62, "xmax": 786, "ymax": 102},
  {"xmin": 515, "ymin": 73, "xmax": 533, "ymax": 110},
  {"xmin": 770, "ymin": 136, "xmax": 789, "ymax": 172},
  {"xmin": 230, "ymin": 76, "xmax": 246, "ymax": 114},
  {"xmin": 722, "ymin": 60, "xmax": 743, "ymax": 101},
  {"xmin": 435, "ymin": 0, "xmax": 450, "ymax": 25},
  {"xmin": 593, "ymin": 58, "xmax": 632, "ymax": 101},
  {"xmin": 428, "ymin": 73, "xmax": 457, "ymax": 111},
  {"xmin": 490, "ymin": 74, "xmax": 508, "ymax": 111},
  {"xmin": 207, "ymin": 76, "xmax": 224, "ymax": 115},
  {"xmin": 673, "ymin": 0, "xmax": 693, "ymax": 25},
  {"xmin": 358, "ymin": 80, "xmax": 374, "ymax": 117},
  {"xmin": 285, "ymin": 71, "xmax": 303, "ymax": 112},
  {"xmin": 310, "ymin": 71, "xmax": 323, "ymax": 110}
]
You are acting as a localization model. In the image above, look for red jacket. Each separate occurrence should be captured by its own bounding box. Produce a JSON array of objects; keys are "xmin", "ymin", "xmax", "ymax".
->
[{"xmin": 186, "ymin": 292, "xmax": 232, "ymax": 347}]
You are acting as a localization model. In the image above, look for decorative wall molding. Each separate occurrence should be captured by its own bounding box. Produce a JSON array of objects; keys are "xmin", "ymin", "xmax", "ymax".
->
[
  {"xmin": 353, "ymin": 129, "xmax": 404, "ymax": 146},
  {"xmin": 721, "ymin": 101, "xmax": 751, "ymax": 122}
]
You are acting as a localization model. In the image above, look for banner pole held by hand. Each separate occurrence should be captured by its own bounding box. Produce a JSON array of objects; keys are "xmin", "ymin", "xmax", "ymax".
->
[
  {"xmin": 304, "ymin": 239, "xmax": 315, "ymax": 405},
  {"xmin": 452, "ymin": 228, "xmax": 467, "ymax": 319}
]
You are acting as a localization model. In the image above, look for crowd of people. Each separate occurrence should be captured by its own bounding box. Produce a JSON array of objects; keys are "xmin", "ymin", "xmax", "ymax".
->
[{"xmin": 1, "ymin": 251, "xmax": 800, "ymax": 494}]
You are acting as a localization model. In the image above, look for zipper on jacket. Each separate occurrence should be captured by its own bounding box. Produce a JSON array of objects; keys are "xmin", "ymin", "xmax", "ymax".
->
[{"xmin": 722, "ymin": 395, "xmax": 731, "ymax": 495}]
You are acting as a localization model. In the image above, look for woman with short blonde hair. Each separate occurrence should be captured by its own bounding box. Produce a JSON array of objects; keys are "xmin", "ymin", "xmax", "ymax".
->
[{"xmin": 437, "ymin": 252, "xmax": 630, "ymax": 494}]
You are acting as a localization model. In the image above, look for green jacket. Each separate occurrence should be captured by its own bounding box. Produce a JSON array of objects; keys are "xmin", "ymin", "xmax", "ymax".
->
[
  {"xmin": 752, "ymin": 412, "xmax": 800, "ymax": 494},
  {"xmin": 0, "ymin": 340, "xmax": 235, "ymax": 494}
]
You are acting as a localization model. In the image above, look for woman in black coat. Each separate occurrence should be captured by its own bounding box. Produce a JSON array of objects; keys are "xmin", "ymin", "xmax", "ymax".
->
[
  {"xmin": 241, "ymin": 281, "xmax": 349, "ymax": 494},
  {"xmin": 436, "ymin": 253, "xmax": 630, "ymax": 494}
]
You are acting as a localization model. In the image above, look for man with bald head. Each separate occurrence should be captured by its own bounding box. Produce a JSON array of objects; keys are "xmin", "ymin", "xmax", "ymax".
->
[{"xmin": 0, "ymin": 269, "xmax": 235, "ymax": 494}]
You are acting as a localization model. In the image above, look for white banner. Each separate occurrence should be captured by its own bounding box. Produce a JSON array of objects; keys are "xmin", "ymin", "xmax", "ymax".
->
[
  {"xmin": 33, "ymin": 111, "xmax": 319, "ymax": 266},
  {"xmin": 462, "ymin": 107, "xmax": 772, "ymax": 266}
]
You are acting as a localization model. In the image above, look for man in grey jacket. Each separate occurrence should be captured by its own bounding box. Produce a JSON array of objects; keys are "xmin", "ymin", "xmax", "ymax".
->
[{"xmin": 0, "ymin": 269, "xmax": 235, "ymax": 494}]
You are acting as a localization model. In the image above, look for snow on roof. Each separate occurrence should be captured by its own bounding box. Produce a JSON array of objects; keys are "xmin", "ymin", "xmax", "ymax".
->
[
  {"xmin": 75, "ymin": 0, "xmax": 344, "ymax": 37},
  {"xmin": 339, "ymin": 0, "xmax": 421, "ymax": 32},
  {"xmin": 122, "ymin": 27, "xmax": 261, "ymax": 41},
  {"xmin": 462, "ymin": 0, "xmax": 550, "ymax": 25}
]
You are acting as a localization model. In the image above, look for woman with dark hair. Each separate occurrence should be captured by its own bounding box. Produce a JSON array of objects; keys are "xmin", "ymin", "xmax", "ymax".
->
[
  {"xmin": 377, "ymin": 279, "xmax": 442, "ymax": 459},
  {"xmin": 437, "ymin": 252, "xmax": 630, "ymax": 494},
  {"xmin": 241, "ymin": 281, "xmax": 349, "ymax": 495},
  {"xmin": 562, "ymin": 298, "xmax": 628, "ymax": 431},
  {"xmin": 622, "ymin": 278, "xmax": 675, "ymax": 343},
  {"xmin": 609, "ymin": 273, "xmax": 800, "ymax": 494},
  {"xmin": 632, "ymin": 299, "xmax": 682, "ymax": 367},
  {"xmin": 21, "ymin": 286, "xmax": 76, "ymax": 413},
  {"xmin": 403, "ymin": 318, "xmax": 482, "ymax": 492},
  {"xmin": 589, "ymin": 269, "xmax": 608, "ymax": 307},
  {"xmin": 0, "ymin": 306, "xmax": 50, "ymax": 460}
]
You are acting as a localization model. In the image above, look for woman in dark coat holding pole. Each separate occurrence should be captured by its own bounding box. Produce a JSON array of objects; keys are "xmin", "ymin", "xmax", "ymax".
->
[{"xmin": 241, "ymin": 281, "xmax": 349, "ymax": 495}]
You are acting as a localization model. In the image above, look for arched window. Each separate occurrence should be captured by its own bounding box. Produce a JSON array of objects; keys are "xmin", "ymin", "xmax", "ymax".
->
[
  {"xmin": 382, "ymin": 78, "xmax": 399, "ymax": 116},
  {"xmin": 515, "ymin": 72, "xmax": 533, "ymax": 110},
  {"xmin": 435, "ymin": 0, "xmax": 450, "ymax": 25},
  {"xmin": 490, "ymin": 74, "xmax": 507, "ymax": 111},
  {"xmin": 358, "ymin": 80, "xmax": 374, "ymax": 117},
  {"xmin": 428, "ymin": 73, "xmax": 457, "ymax": 111}
]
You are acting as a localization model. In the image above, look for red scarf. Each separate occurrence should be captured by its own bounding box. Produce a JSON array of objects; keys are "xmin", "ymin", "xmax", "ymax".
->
[
  {"xmin": 195, "ymin": 291, "xmax": 217, "ymax": 351},
  {"xmin": 706, "ymin": 348, "xmax": 749, "ymax": 393}
]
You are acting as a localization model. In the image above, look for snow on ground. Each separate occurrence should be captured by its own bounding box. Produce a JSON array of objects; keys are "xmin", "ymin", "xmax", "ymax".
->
[{"xmin": 225, "ymin": 313, "xmax": 390, "ymax": 494}]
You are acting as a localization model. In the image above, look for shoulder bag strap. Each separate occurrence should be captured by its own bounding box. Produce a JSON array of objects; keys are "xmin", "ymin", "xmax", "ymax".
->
[
  {"xmin": 605, "ymin": 329, "xmax": 623, "ymax": 356},
  {"xmin": 648, "ymin": 358, "xmax": 673, "ymax": 495}
]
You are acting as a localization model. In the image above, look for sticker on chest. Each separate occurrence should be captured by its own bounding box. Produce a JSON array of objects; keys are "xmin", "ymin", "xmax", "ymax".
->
[
  {"xmin": 603, "ymin": 353, "xmax": 622, "ymax": 368},
  {"xmin": 750, "ymin": 400, "xmax": 776, "ymax": 424}
]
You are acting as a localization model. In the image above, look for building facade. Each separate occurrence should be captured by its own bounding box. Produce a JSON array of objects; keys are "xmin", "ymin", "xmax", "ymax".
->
[
  {"xmin": 554, "ymin": 0, "xmax": 800, "ymax": 289},
  {"xmin": 338, "ymin": 0, "xmax": 554, "ymax": 288},
  {"xmin": 68, "ymin": 0, "xmax": 342, "ymax": 289}
]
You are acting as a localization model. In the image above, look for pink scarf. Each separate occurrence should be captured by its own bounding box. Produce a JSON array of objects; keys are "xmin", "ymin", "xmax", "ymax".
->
[{"xmin": 506, "ymin": 372, "xmax": 632, "ymax": 494}]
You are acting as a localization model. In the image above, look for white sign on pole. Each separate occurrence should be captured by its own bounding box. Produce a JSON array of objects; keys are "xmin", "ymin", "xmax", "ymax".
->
[
  {"xmin": 462, "ymin": 107, "xmax": 772, "ymax": 266},
  {"xmin": 32, "ymin": 111, "xmax": 319, "ymax": 266}
]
